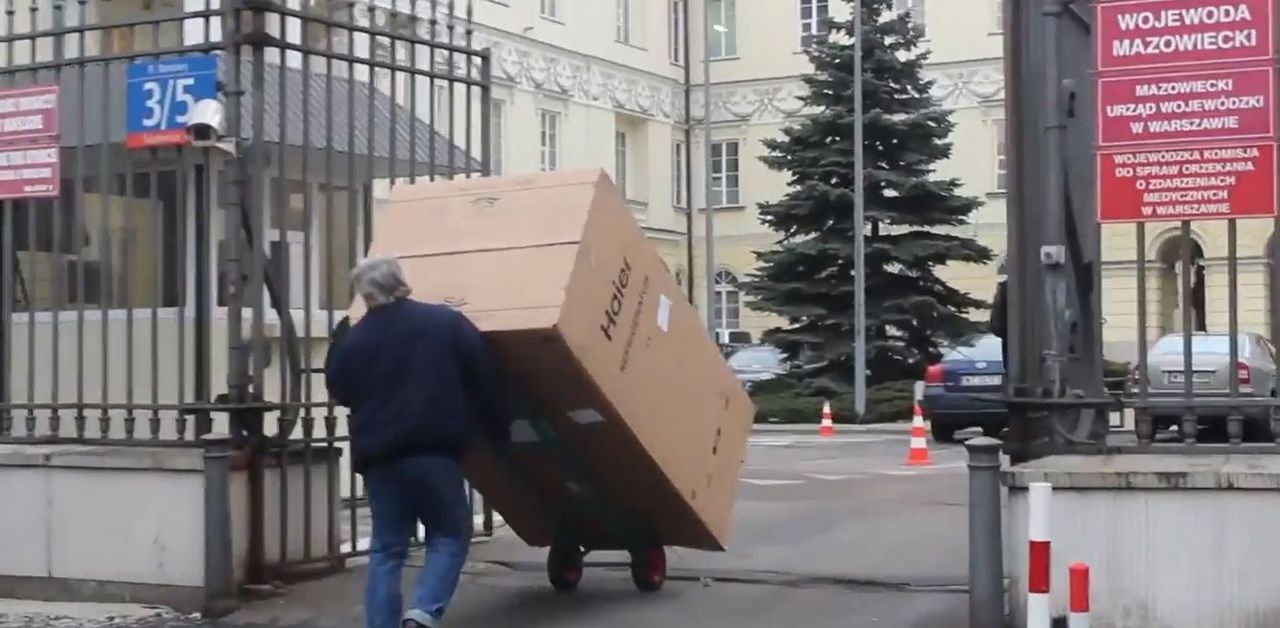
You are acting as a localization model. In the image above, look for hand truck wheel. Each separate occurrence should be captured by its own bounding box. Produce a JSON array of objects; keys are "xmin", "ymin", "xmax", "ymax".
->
[
  {"xmin": 546, "ymin": 541, "xmax": 584, "ymax": 593},
  {"xmin": 628, "ymin": 545, "xmax": 667, "ymax": 593}
]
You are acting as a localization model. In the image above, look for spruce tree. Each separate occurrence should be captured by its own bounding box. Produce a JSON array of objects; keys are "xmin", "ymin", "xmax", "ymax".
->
[{"xmin": 745, "ymin": 0, "xmax": 994, "ymax": 389}]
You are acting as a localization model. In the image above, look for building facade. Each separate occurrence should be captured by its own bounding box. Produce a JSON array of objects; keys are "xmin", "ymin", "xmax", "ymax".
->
[{"xmin": 468, "ymin": 0, "xmax": 1011, "ymax": 345}]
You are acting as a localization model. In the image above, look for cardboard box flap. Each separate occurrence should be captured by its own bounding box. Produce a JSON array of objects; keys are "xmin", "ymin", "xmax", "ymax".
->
[
  {"xmin": 349, "ymin": 245, "xmax": 577, "ymax": 329},
  {"xmin": 374, "ymin": 169, "xmax": 611, "ymax": 257}
]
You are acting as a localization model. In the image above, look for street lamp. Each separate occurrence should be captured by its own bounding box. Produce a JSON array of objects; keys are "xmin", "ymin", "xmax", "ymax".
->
[
  {"xmin": 703, "ymin": 9, "xmax": 728, "ymax": 339},
  {"xmin": 852, "ymin": 4, "xmax": 866, "ymax": 418}
]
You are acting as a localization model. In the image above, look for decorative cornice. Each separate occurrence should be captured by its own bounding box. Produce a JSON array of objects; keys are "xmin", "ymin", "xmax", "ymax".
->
[
  {"xmin": 367, "ymin": 2, "xmax": 1008, "ymax": 124},
  {"xmin": 477, "ymin": 31, "xmax": 1007, "ymax": 124}
]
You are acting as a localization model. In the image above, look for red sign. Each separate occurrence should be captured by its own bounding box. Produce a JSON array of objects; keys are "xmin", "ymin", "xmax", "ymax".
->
[
  {"xmin": 0, "ymin": 85, "xmax": 58, "ymax": 143},
  {"xmin": 1096, "ymin": 0, "xmax": 1274, "ymax": 72},
  {"xmin": 1097, "ymin": 142, "xmax": 1277, "ymax": 222},
  {"xmin": 0, "ymin": 142, "xmax": 60, "ymax": 200},
  {"xmin": 1098, "ymin": 65, "xmax": 1274, "ymax": 146}
]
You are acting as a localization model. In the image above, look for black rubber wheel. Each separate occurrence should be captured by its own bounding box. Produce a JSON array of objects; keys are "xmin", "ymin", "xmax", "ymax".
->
[
  {"xmin": 931, "ymin": 425, "xmax": 957, "ymax": 444},
  {"xmin": 982, "ymin": 424, "xmax": 1004, "ymax": 438},
  {"xmin": 629, "ymin": 546, "xmax": 667, "ymax": 593},
  {"xmin": 547, "ymin": 542, "xmax": 584, "ymax": 593}
]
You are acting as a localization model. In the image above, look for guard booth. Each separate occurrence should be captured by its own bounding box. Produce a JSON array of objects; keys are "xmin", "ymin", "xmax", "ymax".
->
[{"xmin": 0, "ymin": 0, "xmax": 491, "ymax": 613}]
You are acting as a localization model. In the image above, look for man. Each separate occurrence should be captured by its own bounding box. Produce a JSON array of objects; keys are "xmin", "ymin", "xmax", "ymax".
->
[
  {"xmin": 326, "ymin": 256, "xmax": 513, "ymax": 628},
  {"xmin": 990, "ymin": 255, "xmax": 1009, "ymax": 369}
]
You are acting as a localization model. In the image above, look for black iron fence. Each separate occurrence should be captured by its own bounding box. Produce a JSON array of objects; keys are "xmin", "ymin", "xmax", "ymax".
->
[{"xmin": 0, "ymin": 0, "xmax": 493, "ymax": 584}]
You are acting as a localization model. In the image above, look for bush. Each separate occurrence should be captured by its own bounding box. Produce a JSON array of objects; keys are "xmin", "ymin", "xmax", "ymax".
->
[{"xmin": 751, "ymin": 379, "xmax": 918, "ymax": 424}]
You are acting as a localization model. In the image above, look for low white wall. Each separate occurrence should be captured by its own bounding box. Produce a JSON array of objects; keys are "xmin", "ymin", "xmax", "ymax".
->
[
  {"xmin": 1006, "ymin": 454, "xmax": 1280, "ymax": 628},
  {"xmin": 0, "ymin": 442, "xmax": 339, "ymax": 611}
]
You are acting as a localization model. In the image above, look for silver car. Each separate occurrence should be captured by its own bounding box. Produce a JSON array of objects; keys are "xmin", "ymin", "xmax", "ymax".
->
[{"xmin": 1136, "ymin": 332, "xmax": 1279, "ymax": 438}]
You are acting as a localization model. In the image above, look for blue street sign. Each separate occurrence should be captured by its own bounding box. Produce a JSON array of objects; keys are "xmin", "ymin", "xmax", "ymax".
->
[{"xmin": 125, "ymin": 53, "xmax": 219, "ymax": 149}]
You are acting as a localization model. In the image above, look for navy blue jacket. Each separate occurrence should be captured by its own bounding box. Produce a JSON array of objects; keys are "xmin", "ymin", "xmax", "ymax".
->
[{"xmin": 324, "ymin": 298, "xmax": 514, "ymax": 473}]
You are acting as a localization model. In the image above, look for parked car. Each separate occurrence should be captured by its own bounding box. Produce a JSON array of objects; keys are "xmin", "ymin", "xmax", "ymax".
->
[
  {"xmin": 1132, "ymin": 332, "xmax": 1278, "ymax": 441},
  {"xmin": 727, "ymin": 345, "xmax": 788, "ymax": 391},
  {"xmin": 726, "ymin": 344, "xmax": 827, "ymax": 391},
  {"xmin": 921, "ymin": 333, "xmax": 1006, "ymax": 443}
]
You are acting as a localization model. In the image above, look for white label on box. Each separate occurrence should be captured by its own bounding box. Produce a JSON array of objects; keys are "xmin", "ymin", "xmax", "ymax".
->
[
  {"xmin": 657, "ymin": 293, "xmax": 672, "ymax": 332},
  {"xmin": 568, "ymin": 408, "xmax": 606, "ymax": 425},
  {"xmin": 510, "ymin": 420, "xmax": 538, "ymax": 443}
]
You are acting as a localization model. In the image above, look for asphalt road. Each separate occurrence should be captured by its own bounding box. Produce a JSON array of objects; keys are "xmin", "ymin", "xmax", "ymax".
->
[
  {"xmin": 0, "ymin": 427, "xmax": 974, "ymax": 628},
  {"xmin": 214, "ymin": 428, "xmax": 974, "ymax": 628}
]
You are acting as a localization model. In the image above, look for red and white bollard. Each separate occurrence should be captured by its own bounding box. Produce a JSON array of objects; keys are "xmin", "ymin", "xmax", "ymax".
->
[
  {"xmin": 1027, "ymin": 482, "xmax": 1052, "ymax": 628},
  {"xmin": 1069, "ymin": 563, "xmax": 1090, "ymax": 628}
]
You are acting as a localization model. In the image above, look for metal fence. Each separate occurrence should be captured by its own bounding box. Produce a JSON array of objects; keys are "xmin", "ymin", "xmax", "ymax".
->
[{"xmin": 0, "ymin": 0, "xmax": 492, "ymax": 584}]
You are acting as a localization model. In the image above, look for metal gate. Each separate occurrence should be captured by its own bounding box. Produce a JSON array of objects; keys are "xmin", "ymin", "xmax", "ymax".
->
[
  {"xmin": 1003, "ymin": 0, "xmax": 1280, "ymax": 458},
  {"xmin": 0, "ymin": 0, "xmax": 491, "ymax": 585}
]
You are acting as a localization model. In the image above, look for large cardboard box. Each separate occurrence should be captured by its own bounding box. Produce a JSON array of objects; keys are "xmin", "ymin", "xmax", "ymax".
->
[{"xmin": 351, "ymin": 169, "xmax": 754, "ymax": 551}]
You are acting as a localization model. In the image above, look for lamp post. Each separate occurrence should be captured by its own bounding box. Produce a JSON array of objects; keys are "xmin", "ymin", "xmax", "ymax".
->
[
  {"xmin": 852, "ymin": 2, "xmax": 867, "ymax": 418},
  {"xmin": 703, "ymin": 10, "xmax": 728, "ymax": 339}
]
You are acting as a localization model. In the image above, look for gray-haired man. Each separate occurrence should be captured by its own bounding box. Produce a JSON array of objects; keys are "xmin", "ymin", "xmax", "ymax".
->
[{"xmin": 326, "ymin": 257, "xmax": 513, "ymax": 628}]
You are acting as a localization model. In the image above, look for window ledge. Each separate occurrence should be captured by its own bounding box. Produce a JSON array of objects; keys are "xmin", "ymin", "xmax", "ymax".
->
[
  {"xmin": 539, "ymin": 15, "xmax": 565, "ymax": 25},
  {"xmin": 617, "ymin": 40, "xmax": 648, "ymax": 52},
  {"xmin": 709, "ymin": 55, "xmax": 740, "ymax": 62},
  {"xmin": 986, "ymin": 190, "xmax": 1008, "ymax": 199},
  {"xmin": 676, "ymin": 204, "xmax": 746, "ymax": 212}
]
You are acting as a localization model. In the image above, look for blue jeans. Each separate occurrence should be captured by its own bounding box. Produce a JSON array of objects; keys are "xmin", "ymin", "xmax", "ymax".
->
[{"xmin": 363, "ymin": 454, "xmax": 472, "ymax": 628}]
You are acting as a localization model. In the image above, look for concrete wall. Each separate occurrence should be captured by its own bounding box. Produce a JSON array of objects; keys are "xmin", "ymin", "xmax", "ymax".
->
[
  {"xmin": 0, "ymin": 443, "xmax": 338, "ymax": 612},
  {"xmin": 1006, "ymin": 455, "xmax": 1280, "ymax": 628}
]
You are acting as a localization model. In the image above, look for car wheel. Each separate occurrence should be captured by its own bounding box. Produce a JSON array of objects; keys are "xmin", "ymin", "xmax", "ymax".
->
[
  {"xmin": 982, "ymin": 424, "xmax": 1004, "ymax": 438},
  {"xmin": 931, "ymin": 425, "xmax": 957, "ymax": 443}
]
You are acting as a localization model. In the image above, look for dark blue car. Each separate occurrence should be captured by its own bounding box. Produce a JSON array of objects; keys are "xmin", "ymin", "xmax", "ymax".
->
[{"xmin": 921, "ymin": 333, "xmax": 1007, "ymax": 443}]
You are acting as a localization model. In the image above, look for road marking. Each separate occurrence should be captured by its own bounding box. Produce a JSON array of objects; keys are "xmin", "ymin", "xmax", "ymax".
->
[
  {"xmin": 805, "ymin": 473, "xmax": 864, "ymax": 481},
  {"xmin": 740, "ymin": 478, "xmax": 806, "ymax": 486}
]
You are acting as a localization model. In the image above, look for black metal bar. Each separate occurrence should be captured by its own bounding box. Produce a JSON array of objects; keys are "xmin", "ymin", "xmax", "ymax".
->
[
  {"xmin": 194, "ymin": 156, "xmax": 212, "ymax": 437},
  {"xmin": 1179, "ymin": 221, "xmax": 1195, "ymax": 444},
  {"xmin": 1135, "ymin": 222, "xmax": 1150, "ymax": 444}
]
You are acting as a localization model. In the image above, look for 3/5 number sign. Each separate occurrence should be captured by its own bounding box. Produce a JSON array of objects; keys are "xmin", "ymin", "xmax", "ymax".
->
[{"xmin": 125, "ymin": 53, "xmax": 219, "ymax": 149}]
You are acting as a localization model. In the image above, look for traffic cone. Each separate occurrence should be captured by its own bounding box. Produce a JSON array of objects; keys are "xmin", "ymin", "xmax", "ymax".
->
[
  {"xmin": 904, "ymin": 402, "xmax": 932, "ymax": 466},
  {"xmin": 818, "ymin": 400, "xmax": 835, "ymax": 437}
]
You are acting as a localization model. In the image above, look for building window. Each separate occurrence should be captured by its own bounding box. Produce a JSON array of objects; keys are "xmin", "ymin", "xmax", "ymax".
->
[
  {"xmin": 994, "ymin": 119, "xmax": 1007, "ymax": 193},
  {"xmin": 615, "ymin": 131, "xmax": 629, "ymax": 197},
  {"xmin": 992, "ymin": 0, "xmax": 1003, "ymax": 32},
  {"xmin": 708, "ymin": 0, "xmax": 737, "ymax": 58},
  {"xmin": 713, "ymin": 270, "xmax": 741, "ymax": 334},
  {"xmin": 490, "ymin": 100, "xmax": 505, "ymax": 176},
  {"xmin": 616, "ymin": 0, "xmax": 632, "ymax": 43},
  {"xmin": 540, "ymin": 110, "xmax": 561, "ymax": 172},
  {"xmin": 672, "ymin": 140, "xmax": 687, "ymax": 207},
  {"xmin": 10, "ymin": 172, "xmax": 183, "ymax": 311},
  {"xmin": 709, "ymin": 140, "xmax": 741, "ymax": 207},
  {"xmin": 893, "ymin": 0, "xmax": 926, "ymax": 37},
  {"xmin": 800, "ymin": 0, "xmax": 830, "ymax": 47},
  {"xmin": 669, "ymin": 0, "xmax": 685, "ymax": 64},
  {"xmin": 540, "ymin": 0, "xmax": 560, "ymax": 19}
]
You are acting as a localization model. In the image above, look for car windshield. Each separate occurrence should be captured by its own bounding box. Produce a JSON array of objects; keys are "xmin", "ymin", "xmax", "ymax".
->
[
  {"xmin": 942, "ymin": 334, "xmax": 1003, "ymax": 361},
  {"xmin": 728, "ymin": 347, "xmax": 784, "ymax": 370},
  {"xmin": 1151, "ymin": 334, "xmax": 1252, "ymax": 357}
]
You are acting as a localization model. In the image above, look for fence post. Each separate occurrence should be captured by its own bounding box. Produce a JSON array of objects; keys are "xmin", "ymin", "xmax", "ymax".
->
[
  {"xmin": 966, "ymin": 436, "xmax": 1004, "ymax": 628},
  {"xmin": 203, "ymin": 433, "xmax": 238, "ymax": 617}
]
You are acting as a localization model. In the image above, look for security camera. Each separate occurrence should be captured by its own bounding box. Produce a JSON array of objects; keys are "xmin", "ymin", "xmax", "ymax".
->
[{"xmin": 186, "ymin": 98, "xmax": 225, "ymax": 147}]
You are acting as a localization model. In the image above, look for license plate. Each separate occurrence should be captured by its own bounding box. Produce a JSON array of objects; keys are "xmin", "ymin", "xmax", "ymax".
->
[
  {"xmin": 960, "ymin": 375, "xmax": 1002, "ymax": 386},
  {"xmin": 1166, "ymin": 372, "xmax": 1213, "ymax": 384}
]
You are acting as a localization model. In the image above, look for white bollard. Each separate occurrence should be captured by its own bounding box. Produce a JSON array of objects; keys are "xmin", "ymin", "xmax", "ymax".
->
[{"xmin": 1027, "ymin": 482, "xmax": 1052, "ymax": 628}]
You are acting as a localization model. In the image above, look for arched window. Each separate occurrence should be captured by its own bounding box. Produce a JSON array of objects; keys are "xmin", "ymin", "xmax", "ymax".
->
[{"xmin": 713, "ymin": 269, "xmax": 741, "ymax": 335}]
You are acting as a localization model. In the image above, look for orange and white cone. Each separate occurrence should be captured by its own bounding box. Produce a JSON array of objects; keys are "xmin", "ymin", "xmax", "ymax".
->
[
  {"xmin": 818, "ymin": 400, "xmax": 835, "ymax": 437},
  {"xmin": 904, "ymin": 402, "xmax": 932, "ymax": 466}
]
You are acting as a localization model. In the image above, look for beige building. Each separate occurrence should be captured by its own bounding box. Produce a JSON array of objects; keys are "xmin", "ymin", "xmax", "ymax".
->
[{"xmin": 468, "ymin": 0, "xmax": 1011, "ymax": 343}]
